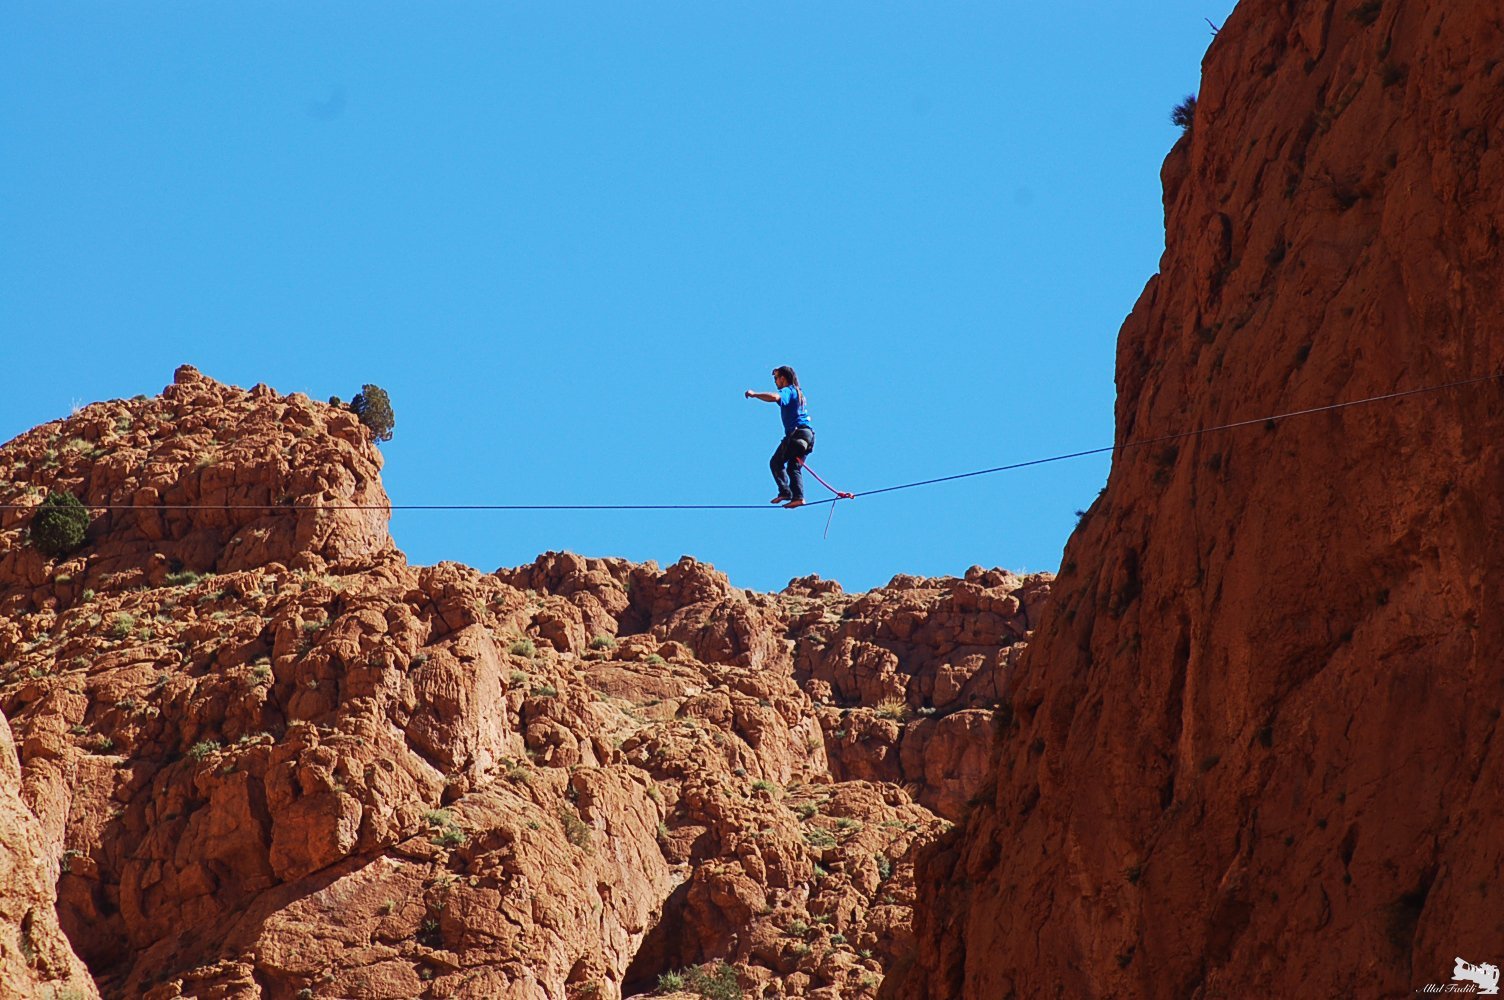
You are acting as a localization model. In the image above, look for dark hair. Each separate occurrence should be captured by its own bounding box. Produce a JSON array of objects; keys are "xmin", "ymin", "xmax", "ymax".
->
[{"xmin": 772, "ymin": 365, "xmax": 805, "ymax": 406}]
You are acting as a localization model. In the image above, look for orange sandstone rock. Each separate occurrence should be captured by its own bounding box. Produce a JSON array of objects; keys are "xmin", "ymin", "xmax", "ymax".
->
[
  {"xmin": 0, "ymin": 369, "xmax": 1045, "ymax": 998},
  {"xmin": 901, "ymin": 1, "xmax": 1504, "ymax": 997}
]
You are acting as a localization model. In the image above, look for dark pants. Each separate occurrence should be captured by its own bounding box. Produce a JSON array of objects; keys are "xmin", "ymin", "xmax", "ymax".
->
[{"xmin": 771, "ymin": 427, "xmax": 815, "ymax": 500}]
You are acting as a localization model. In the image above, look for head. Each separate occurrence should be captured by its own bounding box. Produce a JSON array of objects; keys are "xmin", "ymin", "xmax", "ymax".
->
[{"xmin": 772, "ymin": 365, "xmax": 804, "ymax": 406}]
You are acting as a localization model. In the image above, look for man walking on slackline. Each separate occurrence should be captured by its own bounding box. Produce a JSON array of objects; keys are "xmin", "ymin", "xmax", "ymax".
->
[{"xmin": 745, "ymin": 365, "xmax": 815, "ymax": 509}]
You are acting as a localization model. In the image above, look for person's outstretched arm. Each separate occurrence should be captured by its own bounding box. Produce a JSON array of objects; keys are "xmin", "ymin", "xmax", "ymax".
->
[{"xmin": 745, "ymin": 390, "xmax": 779, "ymax": 402}]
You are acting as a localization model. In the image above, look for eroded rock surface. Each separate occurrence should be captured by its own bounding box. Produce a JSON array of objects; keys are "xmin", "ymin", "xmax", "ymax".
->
[
  {"xmin": 902, "ymin": 2, "xmax": 1504, "ymax": 997},
  {"xmin": 0, "ymin": 370, "xmax": 1045, "ymax": 999}
]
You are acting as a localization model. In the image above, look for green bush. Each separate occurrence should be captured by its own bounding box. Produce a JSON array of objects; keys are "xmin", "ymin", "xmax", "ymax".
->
[
  {"xmin": 685, "ymin": 963, "xmax": 743, "ymax": 999},
  {"xmin": 560, "ymin": 806, "xmax": 592, "ymax": 849},
  {"xmin": 187, "ymin": 740, "xmax": 220, "ymax": 761},
  {"xmin": 1171, "ymin": 95, "xmax": 1197, "ymax": 132},
  {"xmin": 658, "ymin": 964, "xmax": 742, "ymax": 999},
  {"xmin": 351, "ymin": 384, "xmax": 395, "ymax": 442},
  {"xmin": 106, "ymin": 613, "xmax": 136, "ymax": 639},
  {"xmin": 30, "ymin": 492, "xmax": 89, "ymax": 556}
]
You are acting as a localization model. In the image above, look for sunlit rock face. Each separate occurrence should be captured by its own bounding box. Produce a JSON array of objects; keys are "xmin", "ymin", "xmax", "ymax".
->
[
  {"xmin": 900, "ymin": 3, "xmax": 1504, "ymax": 997},
  {"xmin": 0, "ymin": 370, "xmax": 1050, "ymax": 998}
]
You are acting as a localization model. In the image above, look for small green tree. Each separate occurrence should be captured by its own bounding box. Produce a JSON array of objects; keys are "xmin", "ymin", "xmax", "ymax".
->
[
  {"xmin": 1171, "ymin": 95, "xmax": 1197, "ymax": 132},
  {"xmin": 30, "ymin": 492, "xmax": 89, "ymax": 556},
  {"xmin": 351, "ymin": 384, "xmax": 395, "ymax": 442}
]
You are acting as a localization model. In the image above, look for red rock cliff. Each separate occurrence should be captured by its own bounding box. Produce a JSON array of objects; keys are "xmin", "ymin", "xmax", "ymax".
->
[
  {"xmin": 903, "ymin": 1, "xmax": 1504, "ymax": 997},
  {"xmin": 0, "ymin": 368, "xmax": 1051, "ymax": 998}
]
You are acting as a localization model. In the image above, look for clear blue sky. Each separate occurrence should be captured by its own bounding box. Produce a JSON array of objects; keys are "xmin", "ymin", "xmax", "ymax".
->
[{"xmin": 2, "ymin": 2, "xmax": 1236, "ymax": 594}]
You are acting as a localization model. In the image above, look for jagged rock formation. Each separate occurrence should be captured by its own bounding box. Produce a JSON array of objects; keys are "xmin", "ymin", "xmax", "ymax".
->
[
  {"xmin": 0, "ymin": 713, "xmax": 97, "ymax": 999},
  {"xmin": 0, "ymin": 367, "xmax": 1049, "ymax": 999},
  {"xmin": 903, "ymin": 2, "xmax": 1504, "ymax": 997}
]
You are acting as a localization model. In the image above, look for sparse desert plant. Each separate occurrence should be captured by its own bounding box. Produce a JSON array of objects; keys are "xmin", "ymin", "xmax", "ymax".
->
[
  {"xmin": 509, "ymin": 639, "xmax": 535, "ymax": 658},
  {"xmin": 589, "ymin": 634, "xmax": 616, "ymax": 650},
  {"xmin": 682, "ymin": 963, "xmax": 743, "ymax": 1000},
  {"xmin": 187, "ymin": 740, "xmax": 220, "ymax": 761},
  {"xmin": 30, "ymin": 492, "xmax": 89, "ymax": 556},
  {"xmin": 804, "ymin": 828, "xmax": 836, "ymax": 848},
  {"xmin": 423, "ymin": 808, "xmax": 465, "ymax": 847},
  {"xmin": 106, "ymin": 613, "xmax": 136, "ymax": 639},
  {"xmin": 351, "ymin": 384, "xmax": 395, "ymax": 442},
  {"xmin": 874, "ymin": 697, "xmax": 909, "ymax": 721},
  {"xmin": 559, "ymin": 806, "xmax": 592, "ymax": 850}
]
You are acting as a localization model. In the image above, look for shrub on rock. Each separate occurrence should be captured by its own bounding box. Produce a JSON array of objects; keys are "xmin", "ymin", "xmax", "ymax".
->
[
  {"xmin": 351, "ymin": 384, "xmax": 395, "ymax": 442},
  {"xmin": 1171, "ymin": 94, "xmax": 1197, "ymax": 132},
  {"xmin": 30, "ymin": 491, "xmax": 89, "ymax": 556}
]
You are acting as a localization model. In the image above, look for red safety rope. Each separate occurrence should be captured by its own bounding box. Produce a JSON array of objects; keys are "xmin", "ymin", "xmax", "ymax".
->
[
  {"xmin": 797, "ymin": 457, "xmax": 853, "ymax": 539},
  {"xmin": 796, "ymin": 458, "xmax": 853, "ymax": 500}
]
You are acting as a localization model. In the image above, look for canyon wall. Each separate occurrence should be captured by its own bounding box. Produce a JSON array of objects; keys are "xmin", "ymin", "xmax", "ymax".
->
[{"xmin": 903, "ymin": 1, "xmax": 1504, "ymax": 996}]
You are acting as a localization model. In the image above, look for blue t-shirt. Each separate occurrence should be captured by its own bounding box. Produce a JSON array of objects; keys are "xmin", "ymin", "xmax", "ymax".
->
[{"xmin": 778, "ymin": 385, "xmax": 811, "ymax": 434}]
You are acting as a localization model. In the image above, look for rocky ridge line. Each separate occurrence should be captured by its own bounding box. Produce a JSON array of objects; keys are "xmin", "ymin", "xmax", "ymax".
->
[{"xmin": 0, "ymin": 366, "xmax": 1049, "ymax": 999}]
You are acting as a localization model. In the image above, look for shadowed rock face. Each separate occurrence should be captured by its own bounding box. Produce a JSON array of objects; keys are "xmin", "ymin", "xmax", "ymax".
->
[
  {"xmin": 0, "ymin": 369, "xmax": 1047, "ymax": 999},
  {"xmin": 902, "ymin": 2, "xmax": 1504, "ymax": 997}
]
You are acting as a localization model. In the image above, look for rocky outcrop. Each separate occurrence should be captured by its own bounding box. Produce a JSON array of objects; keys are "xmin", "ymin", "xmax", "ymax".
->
[
  {"xmin": 0, "ymin": 711, "xmax": 97, "ymax": 999},
  {"xmin": 793, "ymin": 569, "xmax": 1050, "ymax": 820},
  {"xmin": 903, "ymin": 2, "xmax": 1504, "ymax": 997},
  {"xmin": 0, "ymin": 369, "xmax": 1047, "ymax": 999}
]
